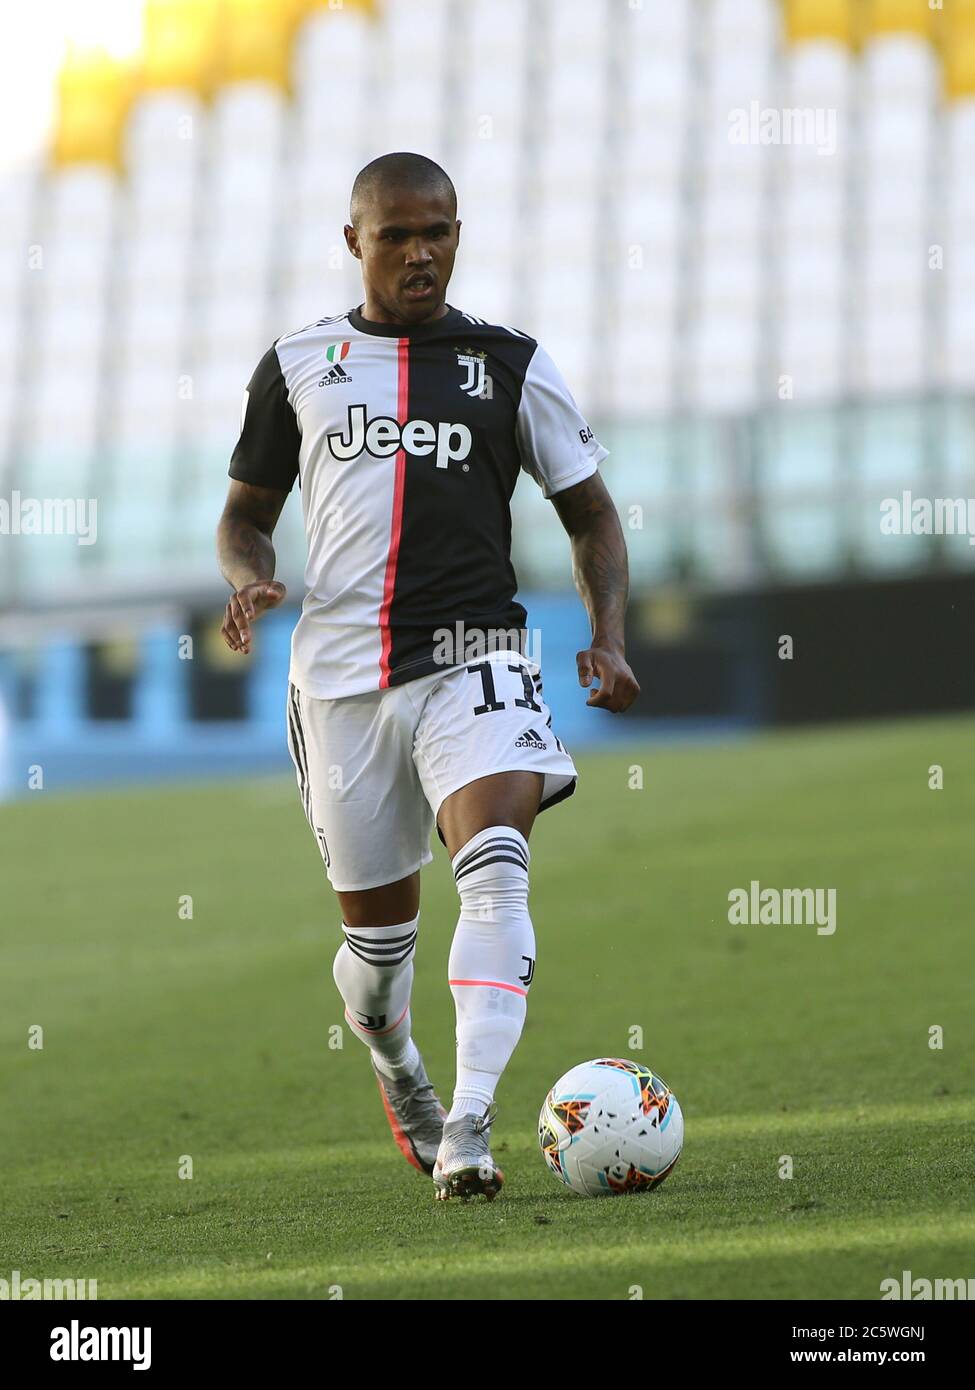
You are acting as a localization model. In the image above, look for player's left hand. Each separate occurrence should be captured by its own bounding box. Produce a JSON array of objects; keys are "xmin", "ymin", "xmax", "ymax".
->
[{"xmin": 576, "ymin": 644, "xmax": 640, "ymax": 712}]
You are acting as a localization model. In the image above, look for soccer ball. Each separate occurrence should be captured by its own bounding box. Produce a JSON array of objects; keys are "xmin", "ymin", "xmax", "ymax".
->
[{"xmin": 538, "ymin": 1058, "xmax": 683, "ymax": 1196}]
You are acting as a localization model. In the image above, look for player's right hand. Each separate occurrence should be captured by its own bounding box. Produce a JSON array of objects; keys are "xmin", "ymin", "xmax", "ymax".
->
[{"xmin": 221, "ymin": 580, "xmax": 287, "ymax": 654}]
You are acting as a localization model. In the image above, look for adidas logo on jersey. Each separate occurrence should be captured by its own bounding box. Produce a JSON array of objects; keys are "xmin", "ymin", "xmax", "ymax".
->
[
  {"xmin": 514, "ymin": 728, "xmax": 548, "ymax": 750},
  {"xmin": 327, "ymin": 404, "xmax": 473, "ymax": 469},
  {"xmin": 318, "ymin": 363, "xmax": 352, "ymax": 386}
]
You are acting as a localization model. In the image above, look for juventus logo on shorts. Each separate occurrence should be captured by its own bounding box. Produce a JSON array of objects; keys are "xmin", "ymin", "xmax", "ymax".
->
[
  {"xmin": 315, "ymin": 827, "xmax": 331, "ymax": 867},
  {"xmin": 519, "ymin": 955, "xmax": 535, "ymax": 987},
  {"xmin": 458, "ymin": 353, "xmax": 489, "ymax": 398}
]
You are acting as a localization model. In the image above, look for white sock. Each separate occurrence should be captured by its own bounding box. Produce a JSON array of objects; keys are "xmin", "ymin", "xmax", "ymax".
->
[
  {"xmin": 447, "ymin": 826, "xmax": 535, "ymax": 1122},
  {"xmin": 332, "ymin": 915, "xmax": 420, "ymax": 1080}
]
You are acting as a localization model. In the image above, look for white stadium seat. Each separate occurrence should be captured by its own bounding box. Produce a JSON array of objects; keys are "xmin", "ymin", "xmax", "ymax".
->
[
  {"xmin": 2, "ymin": 0, "xmax": 973, "ymax": 602},
  {"xmin": 292, "ymin": 6, "xmax": 371, "ymax": 97}
]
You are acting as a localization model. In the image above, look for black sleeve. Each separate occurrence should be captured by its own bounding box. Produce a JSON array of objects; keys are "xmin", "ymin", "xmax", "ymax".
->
[{"xmin": 228, "ymin": 343, "xmax": 301, "ymax": 491}]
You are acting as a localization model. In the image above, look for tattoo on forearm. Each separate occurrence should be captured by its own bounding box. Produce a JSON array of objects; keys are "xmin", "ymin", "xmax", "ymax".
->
[
  {"xmin": 551, "ymin": 474, "xmax": 629, "ymax": 646},
  {"xmin": 573, "ymin": 518, "xmax": 629, "ymax": 646},
  {"xmin": 218, "ymin": 515, "xmax": 275, "ymax": 590},
  {"xmin": 217, "ymin": 484, "xmax": 283, "ymax": 590}
]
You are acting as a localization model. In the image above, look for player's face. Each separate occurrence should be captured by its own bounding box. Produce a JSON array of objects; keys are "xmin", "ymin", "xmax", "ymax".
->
[{"xmin": 345, "ymin": 186, "xmax": 461, "ymax": 324}]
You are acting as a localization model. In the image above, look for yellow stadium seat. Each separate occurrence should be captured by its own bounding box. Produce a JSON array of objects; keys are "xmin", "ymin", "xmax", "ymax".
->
[
  {"xmin": 944, "ymin": 30, "xmax": 975, "ymax": 96},
  {"xmin": 217, "ymin": 0, "xmax": 296, "ymax": 89},
  {"xmin": 944, "ymin": 0, "xmax": 975, "ymax": 23},
  {"xmin": 863, "ymin": 0, "xmax": 933, "ymax": 40},
  {"xmin": 941, "ymin": 0, "xmax": 975, "ymax": 43},
  {"xmin": 141, "ymin": 0, "xmax": 223, "ymax": 96},
  {"xmin": 783, "ymin": 0, "xmax": 856, "ymax": 46},
  {"xmin": 53, "ymin": 47, "xmax": 135, "ymax": 170}
]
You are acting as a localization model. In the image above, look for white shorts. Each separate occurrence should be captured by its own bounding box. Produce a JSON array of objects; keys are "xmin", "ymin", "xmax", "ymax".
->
[{"xmin": 285, "ymin": 651, "xmax": 578, "ymax": 892}]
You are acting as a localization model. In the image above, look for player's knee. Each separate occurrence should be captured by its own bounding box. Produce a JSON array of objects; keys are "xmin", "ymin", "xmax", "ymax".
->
[{"xmin": 452, "ymin": 824, "xmax": 530, "ymax": 916}]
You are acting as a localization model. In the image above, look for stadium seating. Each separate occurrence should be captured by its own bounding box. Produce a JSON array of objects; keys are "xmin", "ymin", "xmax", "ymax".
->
[{"xmin": 2, "ymin": 0, "xmax": 974, "ymax": 604}]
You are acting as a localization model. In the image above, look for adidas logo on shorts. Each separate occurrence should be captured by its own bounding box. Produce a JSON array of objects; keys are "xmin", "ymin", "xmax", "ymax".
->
[{"xmin": 514, "ymin": 728, "xmax": 547, "ymax": 750}]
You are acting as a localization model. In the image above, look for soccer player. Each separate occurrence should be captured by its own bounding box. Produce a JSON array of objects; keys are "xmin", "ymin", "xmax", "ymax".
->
[{"xmin": 217, "ymin": 153, "xmax": 639, "ymax": 1202}]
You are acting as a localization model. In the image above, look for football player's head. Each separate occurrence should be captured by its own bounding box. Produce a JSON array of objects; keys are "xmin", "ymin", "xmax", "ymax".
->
[{"xmin": 346, "ymin": 152, "xmax": 461, "ymax": 324}]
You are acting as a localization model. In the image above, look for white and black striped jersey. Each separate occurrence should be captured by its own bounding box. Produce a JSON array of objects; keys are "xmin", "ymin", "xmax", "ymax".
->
[{"xmin": 229, "ymin": 304, "xmax": 608, "ymax": 699}]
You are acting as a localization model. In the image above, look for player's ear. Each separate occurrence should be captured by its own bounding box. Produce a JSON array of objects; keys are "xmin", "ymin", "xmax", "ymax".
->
[
  {"xmin": 454, "ymin": 219, "xmax": 462, "ymax": 247},
  {"xmin": 344, "ymin": 224, "xmax": 361, "ymax": 260}
]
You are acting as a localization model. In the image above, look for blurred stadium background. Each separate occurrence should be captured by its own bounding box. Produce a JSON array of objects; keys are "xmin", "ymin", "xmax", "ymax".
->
[{"xmin": 1, "ymin": 0, "xmax": 973, "ymax": 798}]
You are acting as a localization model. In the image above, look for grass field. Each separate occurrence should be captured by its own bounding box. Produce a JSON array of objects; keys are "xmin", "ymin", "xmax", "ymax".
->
[{"xmin": 1, "ymin": 714, "xmax": 973, "ymax": 1301}]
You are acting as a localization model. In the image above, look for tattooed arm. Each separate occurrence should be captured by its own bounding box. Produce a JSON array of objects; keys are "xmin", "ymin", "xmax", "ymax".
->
[
  {"xmin": 550, "ymin": 472, "xmax": 640, "ymax": 712},
  {"xmin": 216, "ymin": 480, "xmax": 289, "ymax": 654}
]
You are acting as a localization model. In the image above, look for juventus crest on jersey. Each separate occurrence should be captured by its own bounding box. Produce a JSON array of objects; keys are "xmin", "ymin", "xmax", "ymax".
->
[{"xmin": 229, "ymin": 304, "xmax": 608, "ymax": 700}]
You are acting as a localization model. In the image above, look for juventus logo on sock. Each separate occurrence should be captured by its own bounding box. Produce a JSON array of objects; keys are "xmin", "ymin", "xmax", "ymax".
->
[
  {"xmin": 354, "ymin": 1011, "xmax": 388, "ymax": 1030},
  {"xmin": 519, "ymin": 955, "xmax": 535, "ymax": 987}
]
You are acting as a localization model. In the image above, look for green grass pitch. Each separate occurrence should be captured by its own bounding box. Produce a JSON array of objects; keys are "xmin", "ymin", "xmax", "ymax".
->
[{"xmin": 1, "ymin": 715, "xmax": 973, "ymax": 1300}]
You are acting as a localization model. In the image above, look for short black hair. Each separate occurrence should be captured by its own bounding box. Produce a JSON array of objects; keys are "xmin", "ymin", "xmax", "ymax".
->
[{"xmin": 350, "ymin": 152, "xmax": 456, "ymax": 227}]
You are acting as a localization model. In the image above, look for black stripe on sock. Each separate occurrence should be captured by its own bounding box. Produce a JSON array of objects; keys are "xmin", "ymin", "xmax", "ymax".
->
[
  {"xmin": 343, "ymin": 929, "xmax": 417, "ymax": 948},
  {"xmin": 343, "ymin": 934, "xmax": 417, "ymax": 957},
  {"xmin": 454, "ymin": 853, "xmax": 530, "ymax": 884},
  {"xmin": 344, "ymin": 942, "xmax": 416, "ymax": 967},
  {"xmin": 343, "ymin": 928, "xmax": 417, "ymax": 939},
  {"xmin": 454, "ymin": 833, "xmax": 529, "ymax": 873},
  {"xmin": 343, "ymin": 933, "xmax": 417, "ymax": 966},
  {"xmin": 454, "ymin": 835, "xmax": 529, "ymax": 879}
]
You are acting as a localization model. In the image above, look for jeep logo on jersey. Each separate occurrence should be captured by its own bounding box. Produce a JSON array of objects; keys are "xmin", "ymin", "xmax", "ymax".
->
[{"xmin": 327, "ymin": 405, "xmax": 473, "ymax": 469}]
